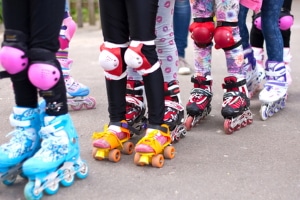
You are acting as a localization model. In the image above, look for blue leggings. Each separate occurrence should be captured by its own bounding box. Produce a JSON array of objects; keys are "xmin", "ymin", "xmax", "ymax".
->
[{"xmin": 261, "ymin": 0, "xmax": 284, "ymax": 62}]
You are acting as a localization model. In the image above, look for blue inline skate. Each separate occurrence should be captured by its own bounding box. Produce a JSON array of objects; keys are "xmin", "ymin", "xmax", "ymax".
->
[
  {"xmin": 22, "ymin": 112, "xmax": 88, "ymax": 200},
  {"xmin": 0, "ymin": 107, "xmax": 41, "ymax": 186}
]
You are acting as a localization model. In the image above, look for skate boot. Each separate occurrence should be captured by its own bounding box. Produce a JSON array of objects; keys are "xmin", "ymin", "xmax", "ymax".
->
[
  {"xmin": 22, "ymin": 113, "xmax": 88, "ymax": 200},
  {"xmin": 60, "ymin": 58, "xmax": 96, "ymax": 111},
  {"xmin": 221, "ymin": 76, "xmax": 253, "ymax": 134},
  {"xmin": 163, "ymin": 80, "xmax": 186, "ymax": 142},
  {"xmin": 252, "ymin": 47, "xmax": 265, "ymax": 81},
  {"xmin": 283, "ymin": 48, "xmax": 292, "ymax": 85},
  {"xmin": 0, "ymin": 107, "xmax": 41, "ymax": 186},
  {"xmin": 134, "ymin": 124, "xmax": 174, "ymax": 168},
  {"xmin": 184, "ymin": 75, "xmax": 213, "ymax": 131},
  {"xmin": 259, "ymin": 61, "xmax": 288, "ymax": 121},
  {"xmin": 244, "ymin": 47, "xmax": 264, "ymax": 98},
  {"xmin": 125, "ymin": 80, "xmax": 147, "ymax": 135},
  {"xmin": 92, "ymin": 121, "xmax": 134, "ymax": 162}
]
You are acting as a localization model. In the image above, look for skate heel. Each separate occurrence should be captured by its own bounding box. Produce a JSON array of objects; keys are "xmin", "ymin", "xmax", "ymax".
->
[
  {"xmin": 163, "ymin": 80, "xmax": 186, "ymax": 142},
  {"xmin": 184, "ymin": 75, "xmax": 213, "ymax": 131},
  {"xmin": 134, "ymin": 124, "xmax": 175, "ymax": 168},
  {"xmin": 222, "ymin": 76, "xmax": 253, "ymax": 134},
  {"xmin": 22, "ymin": 114, "xmax": 88, "ymax": 200},
  {"xmin": 0, "ymin": 107, "xmax": 41, "ymax": 186},
  {"xmin": 126, "ymin": 80, "xmax": 147, "ymax": 135},
  {"xmin": 92, "ymin": 121, "xmax": 134, "ymax": 162},
  {"xmin": 259, "ymin": 61, "xmax": 288, "ymax": 120}
]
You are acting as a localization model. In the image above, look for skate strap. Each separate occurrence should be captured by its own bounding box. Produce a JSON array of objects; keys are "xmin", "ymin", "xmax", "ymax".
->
[
  {"xmin": 223, "ymin": 91, "xmax": 244, "ymax": 98},
  {"xmin": 223, "ymin": 79, "xmax": 246, "ymax": 89},
  {"xmin": 146, "ymin": 124, "xmax": 169, "ymax": 134},
  {"xmin": 194, "ymin": 17, "xmax": 214, "ymax": 23},
  {"xmin": 126, "ymin": 88, "xmax": 143, "ymax": 96},
  {"xmin": 265, "ymin": 69, "xmax": 286, "ymax": 77},
  {"xmin": 9, "ymin": 114, "xmax": 31, "ymax": 127},
  {"xmin": 0, "ymin": 71, "xmax": 10, "ymax": 79},
  {"xmin": 109, "ymin": 121, "xmax": 140, "ymax": 135},
  {"xmin": 191, "ymin": 76, "xmax": 211, "ymax": 86},
  {"xmin": 191, "ymin": 88, "xmax": 213, "ymax": 97},
  {"xmin": 264, "ymin": 80, "xmax": 288, "ymax": 88}
]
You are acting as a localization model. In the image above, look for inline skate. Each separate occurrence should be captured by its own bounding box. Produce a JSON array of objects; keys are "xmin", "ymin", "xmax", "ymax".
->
[
  {"xmin": 184, "ymin": 75, "xmax": 213, "ymax": 131},
  {"xmin": 221, "ymin": 76, "xmax": 253, "ymax": 134},
  {"xmin": 283, "ymin": 48, "xmax": 292, "ymax": 85},
  {"xmin": 125, "ymin": 80, "xmax": 147, "ymax": 136},
  {"xmin": 60, "ymin": 58, "xmax": 96, "ymax": 111},
  {"xmin": 163, "ymin": 80, "xmax": 186, "ymax": 142},
  {"xmin": 22, "ymin": 112, "xmax": 88, "ymax": 200},
  {"xmin": 0, "ymin": 107, "xmax": 41, "ymax": 186},
  {"xmin": 134, "ymin": 124, "xmax": 174, "ymax": 168},
  {"xmin": 259, "ymin": 61, "xmax": 288, "ymax": 121},
  {"xmin": 244, "ymin": 47, "xmax": 265, "ymax": 99},
  {"xmin": 92, "ymin": 121, "xmax": 134, "ymax": 162}
]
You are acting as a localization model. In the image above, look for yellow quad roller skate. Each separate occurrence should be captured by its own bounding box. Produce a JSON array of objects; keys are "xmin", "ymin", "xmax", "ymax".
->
[
  {"xmin": 92, "ymin": 121, "xmax": 134, "ymax": 162},
  {"xmin": 134, "ymin": 124, "xmax": 175, "ymax": 168}
]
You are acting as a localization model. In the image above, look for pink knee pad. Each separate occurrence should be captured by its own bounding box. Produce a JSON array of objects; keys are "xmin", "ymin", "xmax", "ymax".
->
[
  {"xmin": 0, "ymin": 46, "xmax": 28, "ymax": 74},
  {"xmin": 28, "ymin": 63, "xmax": 60, "ymax": 90},
  {"xmin": 279, "ymin": 15, "xmax": 294, "ymax": 30},
  {"xmin": 59, "ymin": 17, "xmax": 77, "ymax": 50},
  {"xmin": 254, "ymin": 16, "xmax": 262, "ymax": 30}
]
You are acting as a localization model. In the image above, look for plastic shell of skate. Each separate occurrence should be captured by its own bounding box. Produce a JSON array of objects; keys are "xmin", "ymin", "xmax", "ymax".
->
[
  {"xmin": 23, "ymin": 158, "xmax": 88, "ymax": 200},
  {"xmin": 134, "ymin": 130, "xmax": 174, "ymax": 168},
  {"xmin": 223, "ymin": 109, "xmax": 253, "ymax": 134},
  {"xmin": 92, "ymin": 127, "xmax": 134, "ymax": 162},
  {"xmin": 67, "ymin": 96, "xmax": 96, "ymax": 111}
]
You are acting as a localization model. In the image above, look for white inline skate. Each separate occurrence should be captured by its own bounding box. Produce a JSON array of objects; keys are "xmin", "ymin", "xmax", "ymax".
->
[{"xmin": 259, "ymin": 61, "xmax": 288, "ymax": 120}]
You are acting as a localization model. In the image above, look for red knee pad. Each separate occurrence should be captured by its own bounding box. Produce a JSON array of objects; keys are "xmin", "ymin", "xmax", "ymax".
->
[{"xmin": 189, "ymin": 22, "xmax": 215, "ymax": 47}]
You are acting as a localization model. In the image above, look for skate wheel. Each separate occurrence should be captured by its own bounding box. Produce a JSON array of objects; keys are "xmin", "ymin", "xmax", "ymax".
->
[
  {"xmin": 163, "ymin": 146, "xmax": 176, "ymax": 159},
  {"xmin": 60, "ymin": 168, "xmax": 75, "ymax": 187},
  {"xmin": 224, "ymin": 119, "xmax": 234, "ymax": 135},
  {"xmin": 184, "ymin": 116, "xmax": 193, "ymax": 131},
  {"xmin": 76, "ymin": 160, "xmax": 89, "ymax": 179},
  {"xmin": 84, "ymin": 96, "xmax": 96, "ymax": 109},
  {"xmin": 44, "ymin": 180, "xmax": 59, "ymax": 195},
  {"xmin": 247, "ymin": 118, "xmax": 253, "ymax": 125},
  {"xmin": 259, "ymin": 105, "xmax": 268, "ymax": 121},
  {"xmin": 122, "ymin": 141, "xmax": 134, "ymax": 155},
  {"xmin": 234, "ymin": 124, "xmax": 241, "ymax": 131},
  {"xmin": 151, "ymin": 154, "xmax": 164, "ymax": 168},
  {"xmin": 134, "ymin": 153, "xmax": 144, "ymax": 166},
  {"xmin": 241, "ymin": 120, "xmax": 247, "ymax": 128},
  {"xmin": 108, "ymin": 149, "xmax": 121, "ymax": 162},
  {"xmin": 70, "ymin": 103, "xmax": 83, "ymax": 111},
  {"xmin": 24, "ymin": 181, "xmax": 43, "ymax": 200},
  {"xmin": 2, "ymin": 174, "xmax": 17, "ymax": 186}
]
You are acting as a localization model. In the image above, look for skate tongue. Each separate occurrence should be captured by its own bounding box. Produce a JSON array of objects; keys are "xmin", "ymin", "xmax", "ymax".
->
[{"xmin": 44, "ymin": 116, "xmax": 56, "ymax": 126}]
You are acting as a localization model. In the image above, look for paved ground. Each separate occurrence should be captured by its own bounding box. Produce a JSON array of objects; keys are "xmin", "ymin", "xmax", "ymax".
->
[{"xmin": 1, "ymin": 3, "xmax": 300, "ymax": 200}]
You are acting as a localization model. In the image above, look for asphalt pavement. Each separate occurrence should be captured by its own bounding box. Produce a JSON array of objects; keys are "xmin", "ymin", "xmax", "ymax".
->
[{"xmin": 1, "ymin": 3, "xmax": 300, "ymax": 200}]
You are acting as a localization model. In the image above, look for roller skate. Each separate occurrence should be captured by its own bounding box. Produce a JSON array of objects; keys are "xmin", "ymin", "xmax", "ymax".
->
[
  {"xmin": 125, "ymin": 80, "xmax": 147, "ymax": 136},
  {"xmin": 92, "ymin": 121, "xmax": 134, "ymax": 162},
  {"xmin": 244, "ymin": 47, "xmax": 265, "ymax": 99},
  {"xmin": 163, "ymin": 80, "xmax": 186, "ymax": 142},
  {"xmin": 134, "ymin": 124, "xmax": 174, "ymax": 168},
  {"xmin": 22, "ymin": 113, "xmax": 88, "ymax": 200},
  {"xmin": 60, "ymin": 58, "xmax": 96, "ymax": 111},
  {"xmin": 259, "ymin": 61, "xmax": 288, "ymax": 121},
  {"xmin": 221, "ymin": 76, "xmax": 253, "ymax": 134},
  {"xmin": 0, "ymin": 107, "xmax": 41, "ymax": 186},
  {"xmin": 184, "ymin": 75, "xmax": 213, "ymax": 131}
]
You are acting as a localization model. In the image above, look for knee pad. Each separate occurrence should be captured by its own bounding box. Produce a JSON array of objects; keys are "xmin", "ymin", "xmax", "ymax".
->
[
  {"xmin": 124, "ymin": 40, "xmax": 160, "ymax": 76},
  {"xmin": 59, "ymin": 16, "xmax": 77, "ymax": 50},
  {"xmin": 28, "ymin": 48, "xmax": 61, "ymax": 90},
  {"xmin": 253, "ymin": 13, "xmax": 262, "ymax": 30},
  {"xmin": 0, "ymin": 30, "xmax": 28, "ymax": 74},
  {"xmin": 214, "ymin": 22, "xmax": 241, "ymax": 50},
  {"xmin": 189, "ymin": 19, "xmax": 215, "ymax": 47},
  {"xmin": 99, "ymin": 42, "xmax": 127, "ymax": 80},
  {"xmin": 279, "ymin": 11, "xmax": 294, "ymax": 31}
]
